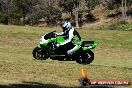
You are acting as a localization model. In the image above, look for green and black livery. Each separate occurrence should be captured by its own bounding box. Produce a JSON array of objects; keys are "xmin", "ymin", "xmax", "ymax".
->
[{"xmin": 32, "ymin": 31, "xmax": 99, "ymax": 64}]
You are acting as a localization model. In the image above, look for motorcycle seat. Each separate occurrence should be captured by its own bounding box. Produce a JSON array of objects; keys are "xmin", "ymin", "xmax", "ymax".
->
[{"xmin": 82, "ymin": 41, "xmax": 94, "ymax": 47}]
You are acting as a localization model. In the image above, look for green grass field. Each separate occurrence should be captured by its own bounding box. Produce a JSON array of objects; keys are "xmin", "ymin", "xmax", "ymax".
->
[{"xmin": 0, "ymin": 25, "xmax": 132, "ymax": 88}]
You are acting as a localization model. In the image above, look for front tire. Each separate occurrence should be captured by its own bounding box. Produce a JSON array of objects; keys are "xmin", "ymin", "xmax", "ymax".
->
[{"xmin": 32, "ymin": 47, "xmax": 49, "ymax": 60}]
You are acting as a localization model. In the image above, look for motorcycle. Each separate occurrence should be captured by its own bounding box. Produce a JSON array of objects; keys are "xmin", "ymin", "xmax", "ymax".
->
[{"xmin": 32, "ymin": 31, "xmax": 99, "ymax": 64}]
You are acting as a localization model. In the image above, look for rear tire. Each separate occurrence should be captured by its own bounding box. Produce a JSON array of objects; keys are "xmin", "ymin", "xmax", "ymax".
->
[{"xmin": 76, "ymin": 50, "xmax": 94, "ymax": 64}]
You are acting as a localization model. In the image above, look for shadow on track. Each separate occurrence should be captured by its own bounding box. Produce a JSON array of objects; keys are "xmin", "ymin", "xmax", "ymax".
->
[{"xmin": 0, "ymin": 81, "xmax": 113, "ymax": 88}]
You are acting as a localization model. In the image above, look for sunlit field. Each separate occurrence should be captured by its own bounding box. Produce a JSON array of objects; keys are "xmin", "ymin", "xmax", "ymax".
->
[{"xmin": 0, "ymin": 25, "xmax": 132, "ymax": 88}]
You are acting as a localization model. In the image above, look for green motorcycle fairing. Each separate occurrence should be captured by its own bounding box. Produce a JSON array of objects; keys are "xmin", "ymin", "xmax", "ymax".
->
[
  {"xmin": 82, "ymin": 40, "xmax": 99, "ymax": 51},
  {"xmin": 37, "ymin": 37, "xmax": 65, "ymax": 48},
  {"xmin": 37, "ymin": 36, "xmax": 99, "ymax": 53}
]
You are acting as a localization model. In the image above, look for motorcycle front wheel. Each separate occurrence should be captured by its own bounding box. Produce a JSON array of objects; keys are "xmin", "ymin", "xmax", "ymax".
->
[{"xmin": 32, "ymin": 47, "xmax": 49, "ymax": 60}]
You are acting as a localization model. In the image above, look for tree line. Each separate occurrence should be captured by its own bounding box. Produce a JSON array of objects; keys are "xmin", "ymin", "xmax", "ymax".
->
[{"xmin": 0, "ymin": 0, "xmax": 132, "ymax": 27}]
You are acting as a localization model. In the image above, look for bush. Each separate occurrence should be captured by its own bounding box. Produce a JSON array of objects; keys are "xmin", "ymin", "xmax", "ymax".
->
[
  {"xmin": 114, "ymin": 24, "xmax": 132, "ymax": 31},
  {"xmin": 95, "ymin": 23, "xmax": 132, "ymax": 31},
  {"xmin": 85, "ymin": 13, "xmax": 96, "ymax": 22},
  {"xmin": 0, "ymin": 12, "xmax": 8, "ymax": 24},
  {"xmin": 109, "ymin": 24, "xmax": 132, "ymax": 31}
]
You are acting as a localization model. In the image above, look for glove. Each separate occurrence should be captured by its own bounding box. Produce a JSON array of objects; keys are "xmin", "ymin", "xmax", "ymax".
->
[
  {"xmin": 55, "ymin": 33, "xmax": 58, "ymax": 37},
  {"xmin": 56, "ymin": 44, "xmax": 60, "ymax": 47},
  {"xmin": 67, "ymin": 50, "xmax": 73, "ymax": 55}
]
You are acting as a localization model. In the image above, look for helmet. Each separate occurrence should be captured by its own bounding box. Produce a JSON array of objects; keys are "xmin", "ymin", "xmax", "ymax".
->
[{"xmin": 61, "ymin": 22, "xmax": 72, "ymax": 32}]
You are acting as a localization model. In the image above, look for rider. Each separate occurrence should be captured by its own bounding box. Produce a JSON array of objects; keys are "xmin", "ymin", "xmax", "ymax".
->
[{"xmin": 56, "ymin": 21, "xmax": 82, "ymax": 56}]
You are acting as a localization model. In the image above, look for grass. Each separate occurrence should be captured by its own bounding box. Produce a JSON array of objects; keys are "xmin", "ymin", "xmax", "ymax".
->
[{"xmin": 0, "ymin": 24, "xmax": 132, "ymax": 88}]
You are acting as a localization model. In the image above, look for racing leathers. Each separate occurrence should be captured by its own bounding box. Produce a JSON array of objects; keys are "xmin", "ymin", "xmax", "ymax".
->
[{"xmin": 56, "ymin": 27, "xmax": 81, "ymax": 55}]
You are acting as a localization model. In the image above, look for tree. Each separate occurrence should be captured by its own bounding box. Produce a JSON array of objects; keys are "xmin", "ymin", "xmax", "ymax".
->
[
  {"xmin": 37, "ymin": 0, "xmax": 62, "ymax": 27},
  {"xmin": 59, "ymin": 0, "xmax": 83, "ymax": 28},
  {"xmin": 85, "ymin": 0, "xmax": 99, "ymax": 13},
  {"xmin": 13, "ymin": 0, "xmax": 39, "ymax": 25},
  {"xmin": 127, "ymin": 0, "xmax": 132, "ymax": 16},
  {"xmin": 101, "ymin": 0, "xmax": 121, "ymax": 10},
  {"xmin": 42, "ymin": 6, "xmax": 62, "ymax": 27},
  {"xmin": 26, "ymin": 4, "xmax": 42, "ymax": 25},
  {"xmin": 122, "ymin": 0, "xmax": 125, "ymax": 21},
  {"xmin": 59, "ymin": 0, "xmax": 74, "ymax": 17},
  {"xmin": 121, "ymin": 0, "xmax": 128, "ymax": 22},
  {"xmin": 85, "ymin": 0, "xmax": 99, "ymax": 22},
  {"xmin": 9, "ymin": 6, "xmax": 22, "ymax": 25},
  {"xmin": 73, "ymin": 0, "xmax": 80, "ymax": 28},
  {"xmin": 0, "ymin": 0, "xmax": 13, "ymax": 25}
]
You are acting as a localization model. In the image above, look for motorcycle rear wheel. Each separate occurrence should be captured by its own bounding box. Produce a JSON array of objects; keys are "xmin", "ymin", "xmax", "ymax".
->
[{"xmin": 76, "ymin": 50, "xmax": 94, "ymax": 64}]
